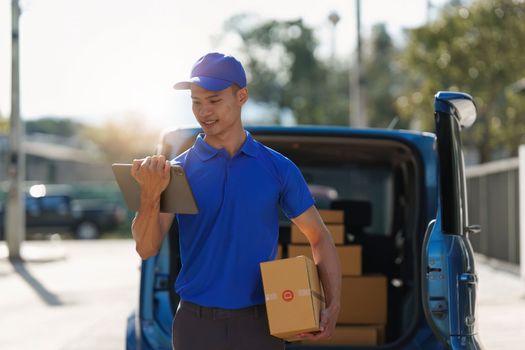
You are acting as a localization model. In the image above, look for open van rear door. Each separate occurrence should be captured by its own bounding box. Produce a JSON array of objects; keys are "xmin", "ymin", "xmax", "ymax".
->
[{"xmin": 422, "ymin": 92, "xmax": 484, "ymax": 349}]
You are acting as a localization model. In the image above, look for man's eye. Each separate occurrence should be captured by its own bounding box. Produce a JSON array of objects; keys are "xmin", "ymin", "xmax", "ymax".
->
[
  {"xmin": 211, "ymin": 100, "xmax": 221, "ymax": 104},
  {"xmin": 192, "ymin": 101, "xmax": 201, "ymax": 105}
]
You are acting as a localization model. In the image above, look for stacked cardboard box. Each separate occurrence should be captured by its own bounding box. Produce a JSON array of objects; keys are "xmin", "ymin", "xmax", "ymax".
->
[
  {"xmin": 285, "ymin": 209, "xmax": 387, "ymax": 346},
  {"xmin": 287, "ymin": 244, "xmax": 361, "ymax": 276},
  {"xmin": 288, "ymin": 209, "xmax": 361, "ymax": 277},
  {"xmin": 290, "ymin": 209, "xmax": 346, "ymax": 245}
]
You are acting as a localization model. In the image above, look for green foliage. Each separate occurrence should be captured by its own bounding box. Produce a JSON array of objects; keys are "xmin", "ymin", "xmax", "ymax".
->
[
  {"xmin": 25, "ymin": 117, "xmax": 82, "ymax": 137},
  {"xmin": 225, "ymin": 15, "xmax": 350, "ymax": 125},
  {"xmin": 225, "ymin": 16, "xmax": 406, "ymax": 129},
  {"xmin": 398, "ymin": 0, "xmax": 525, "ymax": 161},
  {"xmin": 365, "ymin": 24, "xmax": 408, "ymax": 129},
  {"xmin": 0, "ymin": 116, "xmax": 8, "ymax": 134}
]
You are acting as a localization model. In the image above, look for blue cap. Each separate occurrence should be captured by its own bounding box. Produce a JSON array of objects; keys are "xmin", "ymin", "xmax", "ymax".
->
[{"xmin": 174, "ymin": 52, "xmax": 247, "ymax": 91}]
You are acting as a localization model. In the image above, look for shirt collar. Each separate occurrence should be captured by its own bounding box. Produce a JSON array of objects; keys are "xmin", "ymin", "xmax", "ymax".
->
[
  {"xmin": 193, "ymin": 130, "xmax": 258, "ymax": 161},
  {"xmin": 194, "ymin": 133, "xmax": 219, "ymax": 161},
  {"xmin": 239, "ymin": 131, "xmax": 259, "ymax": 158}
]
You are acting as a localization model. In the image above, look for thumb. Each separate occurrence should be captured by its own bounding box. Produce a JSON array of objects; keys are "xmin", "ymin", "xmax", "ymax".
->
[{"xmin": 319, "ymin": 311, "xmax": 328, "ymax": 330}]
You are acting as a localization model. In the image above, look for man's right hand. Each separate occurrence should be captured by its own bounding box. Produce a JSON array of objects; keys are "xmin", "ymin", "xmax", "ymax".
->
[{"xmin": 131, "ymin": 155, "xmax": 171, "ymax": 198}]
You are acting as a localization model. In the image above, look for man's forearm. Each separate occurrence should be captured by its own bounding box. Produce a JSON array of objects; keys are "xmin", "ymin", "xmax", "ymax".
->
[
  {"xmin": 311, "ymin": 232, "xmax": 342, "ymax": 310},
  {"xmin": 131, "ymin": 193, "xmax": 163, "ymax": 260}
]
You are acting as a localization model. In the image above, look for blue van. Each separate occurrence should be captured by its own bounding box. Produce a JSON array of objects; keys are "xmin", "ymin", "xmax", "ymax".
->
[{"xmin": 126, "ymin": 92, "xmax": 483, "ymax": 349}]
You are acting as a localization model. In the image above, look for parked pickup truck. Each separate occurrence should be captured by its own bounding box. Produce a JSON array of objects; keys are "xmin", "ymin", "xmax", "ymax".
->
[{"xmin": 0, "ymin": 192, "xmax": 125, "ymax": 240}]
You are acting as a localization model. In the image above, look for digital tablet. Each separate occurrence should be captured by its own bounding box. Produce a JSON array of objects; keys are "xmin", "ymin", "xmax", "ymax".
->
[{"xmin": 111, "ymin": 163, "xmax": 198, "ymax": 214}]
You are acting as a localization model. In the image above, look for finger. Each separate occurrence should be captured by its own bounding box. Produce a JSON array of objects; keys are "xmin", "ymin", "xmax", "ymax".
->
[
  {"xmin": 318, "ymin": 313, "xmax": 328, "ymax": 331},
  {"xmin": 142, "ymin": 156, "xmax": 152, "ymax": 167},
  {"xmin": 131, "ymin": 159, "xmax": 143, "ymax": 175},
  {"xmin": 297, "ymin": 332, "xmax": 319, "ymax": 341},
  {"xmin": 297, "ymin": 330, "xmax": 321, "ymax": 338},
  {"xmin": 319, "ymin": 315, "xmax": 326, "ymax": 326},
  {"xmin": 319, "ymin": 319, "xmax": 329, "ymax": 332},
  {"xmin": 164, "ymin": 161, "xmax": 171, "ymax": 176},
  {"xmin": 308, "ymin": 333, "xmax": 328, "ymax": 341},
  {"xmin": 301, "ymin": 329, "xmax": 330, "ymax": 341},
  {"xmin": 156, "ymin": 156, "xmax": 166, "ymax": 170},
  {"xmin": 149, "ymin": 156, "xmax": 159, "ymax": 170}
]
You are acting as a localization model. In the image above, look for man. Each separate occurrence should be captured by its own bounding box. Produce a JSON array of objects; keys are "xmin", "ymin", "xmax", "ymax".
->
[{"xmin": 131, "ymin": 52, "xmax": 341, "ymax": 350}]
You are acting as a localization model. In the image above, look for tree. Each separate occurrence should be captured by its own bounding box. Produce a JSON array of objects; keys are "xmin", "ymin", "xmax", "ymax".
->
[
  {"xmin": 25, "ymin": 117, "xmax": 82, "ymax": 137},
  {"xmin": 397, "ymin": 0, "xmax": 525, "ymax": 162},
  {"xmin": 364, "ymin": 23, "xmax": 408, "ymax": 129},
  {"xmin": 224, "ymin": 15, "xmax": 350, "ymax": 125}
]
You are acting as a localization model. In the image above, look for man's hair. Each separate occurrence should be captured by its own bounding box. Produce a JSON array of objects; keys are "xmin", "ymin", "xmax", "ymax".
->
[{"xmin": 231, "ymin": 83, "xmax": 242, "ymax": 96}]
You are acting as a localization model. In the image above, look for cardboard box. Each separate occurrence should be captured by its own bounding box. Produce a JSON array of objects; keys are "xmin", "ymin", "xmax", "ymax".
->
[
  {"xmin": 287, "ymin": 244, "xmax": 362, "ymax": 276},
  {"xmin": 318, "ymin": 209, "xmax": 344, "ymax": 223},
  {"xmin": 276, "ymin": 245, "xmax": 282, "ymax": 259},
  {"xmin": 338, "ymin": 275, "xmax": 387, "ymax": 324},
  {"xmin": 374, "ymin": 324, "xmax": 385, "ymax": 344},
  {"xmin": 291, "ymin": 224, "xmax": 345, "ymax": 245},
  {"xmin": 302, "ymin": 325, "xmax": 384, "ymax": 346},
  {"xmin": 260, "ymin": 256, "xmax": 325, "ymax": 341}
]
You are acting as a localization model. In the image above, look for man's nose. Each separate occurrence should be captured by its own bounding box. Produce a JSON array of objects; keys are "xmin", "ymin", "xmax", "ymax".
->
[{"xmin": 198, "ymin": 105, "xmax": 212, "ymax": 118}]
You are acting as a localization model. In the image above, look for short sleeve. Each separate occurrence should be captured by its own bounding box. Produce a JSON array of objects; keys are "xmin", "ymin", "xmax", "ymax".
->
[
  {"xmin": 170, "ymin": 159, "xmax": 183, "ymax": 167},
  {"xmin": 171, "ymin": 148, "xmax": 190, "ymax": 167},
  {"xmin": 279, "ymin": 159, "xmax": 315, "ymax": 219}
]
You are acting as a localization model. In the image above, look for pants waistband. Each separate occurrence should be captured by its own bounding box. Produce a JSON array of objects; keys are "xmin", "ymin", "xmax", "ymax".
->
[{"xmin": 179, "ymin": 300, "xmax": 266, "ymax": 320}]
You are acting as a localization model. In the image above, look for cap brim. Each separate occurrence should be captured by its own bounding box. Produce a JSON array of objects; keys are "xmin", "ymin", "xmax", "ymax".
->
[
  {"xmin": 173, "ymin": 81, "xmax": 192, "ymax": 90},
  {"xmin": 173, "ymin": 76, "xmax": 232, "ymax": 91}
]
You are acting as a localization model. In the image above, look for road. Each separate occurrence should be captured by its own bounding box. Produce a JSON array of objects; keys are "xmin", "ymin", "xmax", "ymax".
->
[
  {"xmin": 0, "ymin": 239, "xmax": 140, "ymax": 350},
  {"xmin": 0, "ymin": 239, "xmax": 524, "ymax": 349}
]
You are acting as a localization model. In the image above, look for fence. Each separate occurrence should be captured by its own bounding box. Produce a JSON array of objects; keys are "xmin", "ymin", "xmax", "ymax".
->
[{"xmin": 465, "ymin": 145, "xmax": 525, "ymax": 281}]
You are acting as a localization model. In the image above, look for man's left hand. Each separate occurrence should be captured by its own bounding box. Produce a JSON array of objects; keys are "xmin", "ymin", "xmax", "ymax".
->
[{"xmin": 296, "ymin": 304, "xmax": 340, "ymax": 341}]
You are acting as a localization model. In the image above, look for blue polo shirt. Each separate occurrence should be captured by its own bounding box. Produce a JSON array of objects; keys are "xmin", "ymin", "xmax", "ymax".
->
[{"xmin": 171, "ymin": 130, "xmax": 314, "ymax": 309}]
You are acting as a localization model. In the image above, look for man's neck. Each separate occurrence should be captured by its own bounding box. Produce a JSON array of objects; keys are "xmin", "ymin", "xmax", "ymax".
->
[{"xmin": 204, "ymin": 125, "xmax": 246, "ymax": 158}]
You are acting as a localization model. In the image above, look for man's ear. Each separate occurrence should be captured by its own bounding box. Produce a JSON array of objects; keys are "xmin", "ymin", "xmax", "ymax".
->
[{"xmin": 237, "ymin": 88, "xmax": 248, "ymax": 106}]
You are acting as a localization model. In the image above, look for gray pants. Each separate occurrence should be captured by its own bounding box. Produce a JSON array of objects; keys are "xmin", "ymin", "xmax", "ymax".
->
[{"xmin": 172, "ymin": 300, "xmax": 285, "ymax": 350}]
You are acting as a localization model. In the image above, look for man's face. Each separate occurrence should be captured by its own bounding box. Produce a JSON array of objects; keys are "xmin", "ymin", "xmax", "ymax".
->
[{"xmin": 190, "ymin": 84, "xmax": 247, "ymax": 137}]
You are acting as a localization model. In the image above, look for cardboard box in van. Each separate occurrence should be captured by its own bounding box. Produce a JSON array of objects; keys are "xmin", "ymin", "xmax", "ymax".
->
[
  {"xmin": 287, "ymin": 244, "xmax": 362, "ymax": 276},
  {"xmin": 260, "ymin": 256, "xmax": 325, "ymax": 341},
  {"xmin": 338, "ymin": 275, "xmax": 387, "ymax": 324},
  {"xmin": 318, "ymin": 209, "xmax": 344, "ymax": 223},
  {"xmin": 291, "ymin": 224, "xmax": 345, "ymax": 244},
  {"xmin": 275, "ymin": 244, "xmax": 282, "ymax": 259}
]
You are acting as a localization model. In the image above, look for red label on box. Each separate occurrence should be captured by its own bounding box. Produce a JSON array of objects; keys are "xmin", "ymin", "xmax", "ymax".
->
[{"xmin": 282, "ymin": 290, "xmax": 294, "ymax": 302}]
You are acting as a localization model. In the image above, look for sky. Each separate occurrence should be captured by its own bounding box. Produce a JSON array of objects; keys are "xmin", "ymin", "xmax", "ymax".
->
[{"xmin": 0, "ymin": 0, "xmax": 448, "ymax": 130}]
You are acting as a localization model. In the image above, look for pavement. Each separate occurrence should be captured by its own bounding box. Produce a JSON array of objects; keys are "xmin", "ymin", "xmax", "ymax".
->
[
  {"xmin": 0, "ymin": 239, "xmax": 141, "ymax": 350},
  {"xmin": 475, "ymin": 254, "xmax": 525, "ymax": 350},
  {"xmin": 0, "ymin": 239, "xmax": 524, "ymax": 350}
]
